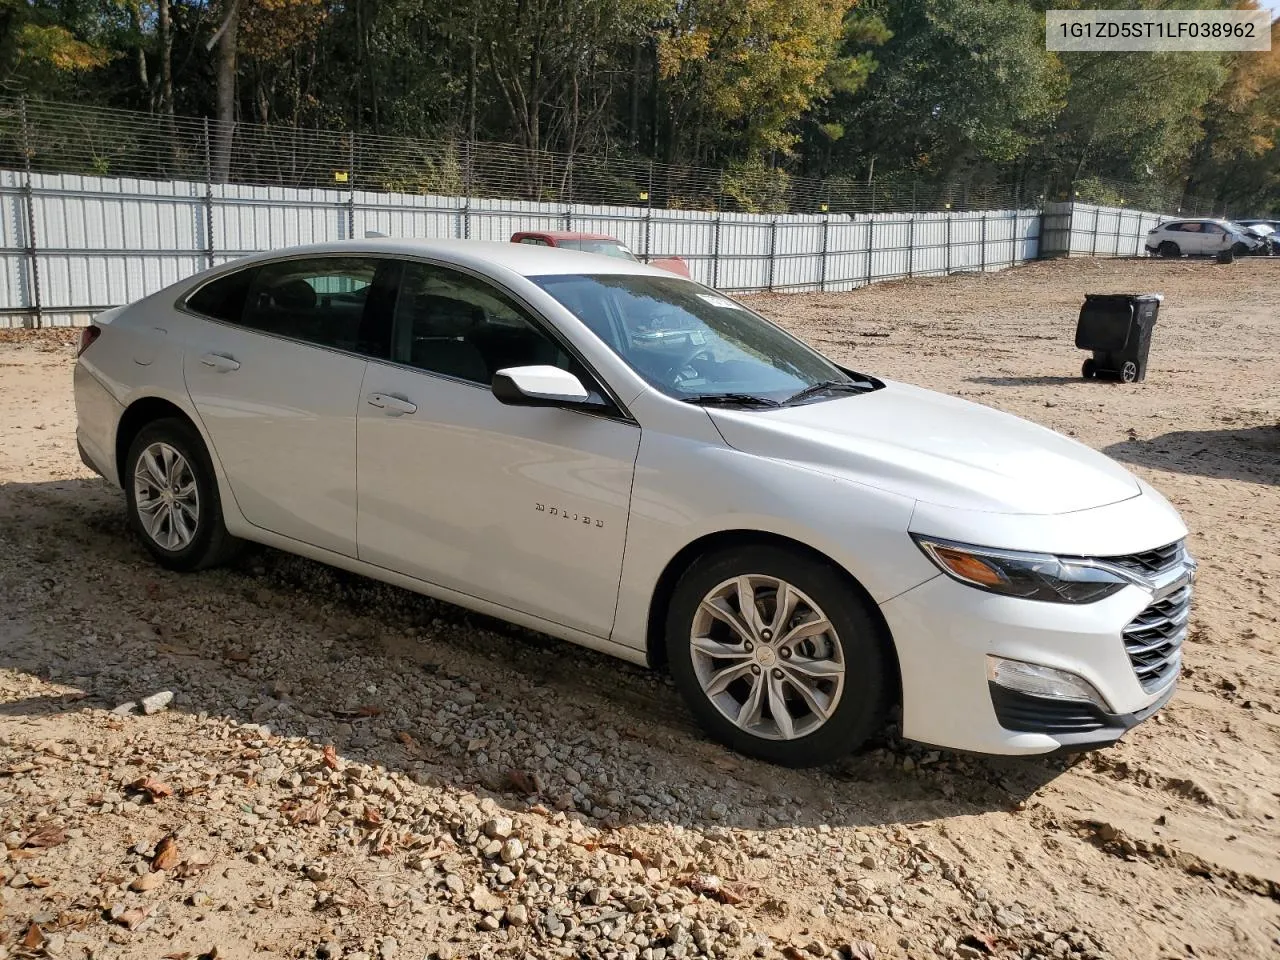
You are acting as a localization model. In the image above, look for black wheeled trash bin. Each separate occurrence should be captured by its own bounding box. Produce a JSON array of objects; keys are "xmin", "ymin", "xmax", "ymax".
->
[{"xmin": 1076, "ymin": 293, "xmax": 1162, "ymax": 383}]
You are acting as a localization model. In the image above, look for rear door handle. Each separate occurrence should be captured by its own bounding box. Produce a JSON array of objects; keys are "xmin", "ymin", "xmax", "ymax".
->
[
  {"xmin": 366, "ymin": 392, "xmax": 417, "ymax": 416},
  {"xmin": 199, "ymin": 352, "xmax": 240, "ymax": 373}
]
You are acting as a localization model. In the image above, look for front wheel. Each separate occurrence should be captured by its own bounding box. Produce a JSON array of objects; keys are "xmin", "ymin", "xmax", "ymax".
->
[
  {"xmin": 1082, "ymin": 358, "xmax": 1097, "ymax": 379},
  {"xmin": 665, "ymin": 545, "xmax": 891, "ymax": 767},
  {"xmin": 1120, "ymin": 361, "xmax": 1139, "ymax": 383},
  {"xmin": 125, "ymin": 418, "xmax": 240, "ymax": 571},
  {"xmin": 1157, "ymin": 241, "xmax": 1180, "ymax": 258}
]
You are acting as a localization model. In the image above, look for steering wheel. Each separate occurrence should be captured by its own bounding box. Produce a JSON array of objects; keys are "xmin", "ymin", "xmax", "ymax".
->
[{"xmin": 667, "ymin": 344, "xmax": 716, "ymax": 383}]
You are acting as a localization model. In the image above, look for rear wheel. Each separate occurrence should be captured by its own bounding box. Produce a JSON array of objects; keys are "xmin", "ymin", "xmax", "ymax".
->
[
  {"xmin": 125, "ymin": 418, "xmax": 240, "ymax": 571},
  {"xmin": 1157, "ymin": 241, "xmax": 1180, "ymax": 258},
  {"xmin": 1120, "ymin": 361, "xmax": 1139, "ymax": 383},
  {"xmin": 666, "ymin": 545, "xmax": 891, "ymax": 767},
  {"xmin": 1081, "ymin": 358, "xmax": 1097, "ymax": 379},
  {"xmin": 1231, "ymin": 242, "xmax": 1250, "ymax": 257}
]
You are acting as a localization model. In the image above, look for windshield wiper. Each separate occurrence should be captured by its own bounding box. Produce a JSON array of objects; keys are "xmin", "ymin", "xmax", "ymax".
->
[
  {"xmin": 680, "ymin": 393, "xmax": 782, "ymax": 408},
  {"xmin": 784, "ymin": 379, "xmax": 871, "ymax": 405}
]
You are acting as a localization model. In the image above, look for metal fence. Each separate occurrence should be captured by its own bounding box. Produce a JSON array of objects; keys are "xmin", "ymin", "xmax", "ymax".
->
[
  {"xmin": 0, "ymin": 169, "xmax": 1047, "ymax": 326},
  {"xmin": 0, "ymin": 97, "xmax": 1046, "ymax": 216},
  {"xmin": 1039, "ymin": 202, "xmax": 1169, "ymax": 258}
]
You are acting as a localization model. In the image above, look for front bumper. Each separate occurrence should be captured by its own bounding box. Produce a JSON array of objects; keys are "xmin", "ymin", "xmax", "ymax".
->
[{"xmin": 881, "ymin": 568, "xmax": 1188, "ymax": 755}]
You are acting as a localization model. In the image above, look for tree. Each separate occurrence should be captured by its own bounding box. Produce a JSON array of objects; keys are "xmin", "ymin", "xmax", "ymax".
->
[{"xmin": 655, "ymin": 0, "xmax": 857, "ymax": 166}]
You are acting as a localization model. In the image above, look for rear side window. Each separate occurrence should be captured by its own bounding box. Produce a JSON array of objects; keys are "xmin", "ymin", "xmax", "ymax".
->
[
  {"xmin": 241, "ymin": 257, "xmax": 385, "ymax": 355},
  {"xmin": 185, "ymin": 268, "xmax": 255, "ymax": 321}
]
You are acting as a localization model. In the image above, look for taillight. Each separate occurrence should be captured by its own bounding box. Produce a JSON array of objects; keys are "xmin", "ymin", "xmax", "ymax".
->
[{"xmin": 77, "ymin": 324, "xmax": 101, "ymax": 357}]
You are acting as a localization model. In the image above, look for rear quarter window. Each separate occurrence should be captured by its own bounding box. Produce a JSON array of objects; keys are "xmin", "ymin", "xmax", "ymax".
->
[{"xmin": 185, "ymin": 268, "xmax": 256, "ymax": 322}]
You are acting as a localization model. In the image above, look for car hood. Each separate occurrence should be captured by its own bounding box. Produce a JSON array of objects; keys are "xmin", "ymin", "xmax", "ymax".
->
[{"xmin": 707, "ymin": 381, "xmax": 1141, "ymax": 515}]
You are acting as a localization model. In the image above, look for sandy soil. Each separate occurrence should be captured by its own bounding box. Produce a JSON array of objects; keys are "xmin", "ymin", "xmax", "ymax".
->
[{"xmin": 0, "ymin": 257, "xmax": 1276, "ymax": 960}]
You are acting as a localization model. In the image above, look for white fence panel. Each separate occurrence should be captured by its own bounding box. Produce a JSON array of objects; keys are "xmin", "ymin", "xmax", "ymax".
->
[{"xmin": 0, "ymin": 168, "xmax": 1081, "ymax": 326}]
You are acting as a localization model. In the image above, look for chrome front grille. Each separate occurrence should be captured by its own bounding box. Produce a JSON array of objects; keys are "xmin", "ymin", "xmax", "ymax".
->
[
  {"xmin": 1106, "ymin": 540, "xmax": 1183, "ymax": 577},
  {"xmin": 1123, "ymin": 582, "xmax": 1191, "ymax": 692}
]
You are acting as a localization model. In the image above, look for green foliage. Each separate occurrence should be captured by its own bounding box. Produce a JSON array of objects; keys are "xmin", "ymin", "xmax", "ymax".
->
[{"xmin": 0, "ymin": 0, "xmax": 1275, "ymax": 212}]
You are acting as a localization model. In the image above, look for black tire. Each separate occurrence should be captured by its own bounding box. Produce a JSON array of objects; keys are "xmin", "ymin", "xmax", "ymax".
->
[
  {"xmin": 1232, "ymin": 242, "xmax": 1250, "ymax": 257},
  {"xmin": 665, "ymin": 544, "xmax": 892, "ymax": 767},
  {"xmin": 1157, "ymin": 241, "xmax": 1180, "ymax": 258},
  {"xmin": 1081, "ymin": 358, "xmax": 1096, "ymax": 379},
  {"xmin": 124, "ymin": 417, "xmax": 240, "ymax": 571},
  {"xmin": 1120, "ymin": 361, "xmax": 1139, "ymax": 383}
]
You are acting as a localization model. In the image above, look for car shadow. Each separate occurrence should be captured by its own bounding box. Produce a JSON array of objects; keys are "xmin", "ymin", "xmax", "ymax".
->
[
  {"xmin": 1104, "ymin": 424, "xmax": 1280, "ymax": 486},
  {"xmin": 0, "ymin": 477, "xmax": 1068, "ymax": 836}
]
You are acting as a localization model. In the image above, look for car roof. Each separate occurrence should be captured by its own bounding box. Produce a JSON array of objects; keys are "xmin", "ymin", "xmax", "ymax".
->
[
  {"xmin": 514, "ymin": 230, "xmax": 621, "ymax": 242},
  {"xmin": 214, "ymin": 238, "xmax": 674, "ymax": 280}
]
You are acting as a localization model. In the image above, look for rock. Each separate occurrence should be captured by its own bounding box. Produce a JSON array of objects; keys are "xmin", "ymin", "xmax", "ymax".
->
[
  {"xmin": 111, "ymin": 702, "xmax": 137, "ymax": 716},
  {"xmin": 709, "ymin": 803, "xmax": 728, "ymax": 819},
  {"xmin": 140, "ymin": 691, "xmax": 174, "ymax": 715},
  {"xmin": 317, "ymin": 942, "xmax": 342, "ymax": 960},
  {"xmin": 378, "ymin": 937, "xmax": 398, "ymax": 960},
  {"xmin": 586, "ymin": 885, "xmax": 608, "ymax": 906},
  {"xmin": 484, "ymin": 817, "xmax": 514, "ymax": 840},
  {"xmin": 471, "ymin": 884, "xmax": 503, "ymax": 912},
  {"xmin": 130, "ymin": 872, "xmax": 165, "ymax": 892},
  {"xmin": 500, "ymin": 838, "xmax": 524, "ymax": 863},
  {"xmin": 478, "ymin": 913, "xmax": 501, "ymax": 932},
  {"xmin": 860, "ymin": 855, "xmax": 876, "ymax": 870},
  {"xmin": 507, "ymin": 903, "xmax": 529, "ymax": 927},
  {"xmin": 496, "ymin": 866, "xmax": 516, "ymax": 885},
  {"xmin": 306, "ymin": 865, "xmax": 329, "ymax": 883}
]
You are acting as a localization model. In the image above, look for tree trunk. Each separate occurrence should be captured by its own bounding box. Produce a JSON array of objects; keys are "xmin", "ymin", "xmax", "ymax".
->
[
  {"xmin": 158, "ymin": 0, "xmax": 174, "ymax": 116},
  {"xmin": 212, "ymin": 0, "xmax": 239, "ymax": 183},
  {"xmin": 628, "ymin": 39, "xmax": 641, "ymax": 149},
  {"xmin": 129, "ymin": 4, "xmax": 149, "ymax": 97}
]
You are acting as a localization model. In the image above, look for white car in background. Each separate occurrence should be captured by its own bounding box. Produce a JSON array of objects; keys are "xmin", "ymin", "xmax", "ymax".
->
[
  {"xmin": 74, "ymin": 240, "xmax": 1194, "ymax": 766},
  {"xmin": 1145, "ymin": 218, "xmax": 1259, "ymax": 258}
]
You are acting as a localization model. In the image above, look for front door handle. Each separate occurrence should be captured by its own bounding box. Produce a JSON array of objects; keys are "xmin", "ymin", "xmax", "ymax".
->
[
  {"xmin": 366, "ymin": 392, "xmax": 417, "ymax": 416},
  {"xmin": 199, "ymin": 352, "xmax": 240, "ymax": 373}
]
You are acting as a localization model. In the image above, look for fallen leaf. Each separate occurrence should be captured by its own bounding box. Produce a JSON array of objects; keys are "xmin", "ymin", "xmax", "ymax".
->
[
  {"xmin": 127, "ymin": 776, "xmax": 174, "ymax": 801},
  {"xmin": 152, "ymin": 835, "xmax": 179, "ymax": 871},
  {"xmin": 130, "ymin": 871, "xmax": 165, "ymax": 892},
  {"xmin": 368, "ymin": 825, "xmax": 398, "ymax": 856},
  {"xmin": 115, "ymin": 906, "xmax": 151, "ymax": 930},
  {"xmin": 172, "ymin": 857, "xmax": 213, "ymax": 880},
  {"xmin": 0, "ymin": 762, "xmax": 36, "ymax": 776},
  {"xmin": 24, "ymin": 824, "xmax": 68, "ymax": 849},
  {"xmin": 396, "ymin": 731, "xmax": 423, "ymax": 755},
  {"xmin": 355, "ymin": 705, "xmax": 381, "ymax": 717},
  {"xmin": 23, "ymin": 921, "xmax": 45, "ymax": 950},
  {"xmin": 362, "ymin": 806, "xmax": 383, "ymax": 826},
  {"xmin": 321, "ymin": 744, "xmax": 339, "ymax": 770},
  {"xmin": 289, "ymin": 799, "xmax": 328, "ymax": 826},
  {"xmin": 28, "ymin": 874, "xmax": 52, "ymax": 888},
  {"xmin": 7, "ymin": 848, "xmax": 39, "ymax": 860}
]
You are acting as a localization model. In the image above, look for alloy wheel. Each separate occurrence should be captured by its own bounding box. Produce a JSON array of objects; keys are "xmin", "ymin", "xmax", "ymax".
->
[
  {"xmin": 689, "ymin": 574, "xmax": 845, "ymax": 741},
  {"xmin": 133, "ymin": 441, "xmax": 200, "ymax": 551}
]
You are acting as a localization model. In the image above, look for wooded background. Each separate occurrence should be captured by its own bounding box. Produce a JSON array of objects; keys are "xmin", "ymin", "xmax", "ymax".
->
[{"xmin": 1, "ymin": 0, "xmax": 1277, "ymax": 214}]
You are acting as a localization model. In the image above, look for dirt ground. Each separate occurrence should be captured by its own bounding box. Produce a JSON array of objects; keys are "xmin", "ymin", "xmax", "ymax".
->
[{"xmin": 0, "ymin": 257, "xmax": 1276, "ymax": 960}]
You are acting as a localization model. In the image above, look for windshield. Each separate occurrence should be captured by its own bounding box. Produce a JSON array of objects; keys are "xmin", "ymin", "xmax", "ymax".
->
[
  {"xmin": 532, "ymin": 273, "xmax": 873, "ymax": 403},
  {"xmin": 556, "ymin": 239, "xmax": 638, "ymax": 261}
]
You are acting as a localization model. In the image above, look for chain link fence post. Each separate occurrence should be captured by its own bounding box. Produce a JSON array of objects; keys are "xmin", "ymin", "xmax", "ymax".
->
[
  {"xmin": 18, "ymin": 97, "xmax": 42, "ymax": 328},
  {"xmin": 945, "ymin": 211, "xmax": 952, "ymax": 275},
  {"xmin": 819, "ymin": 211, "xmax": 829, "ymax": 292},
  {"xmin": 767, "ymin": 218, "xmax": 778, "ymax": 292},
  {"xmin": 642, "ymin": 162, "xmax": 653, "ymax": 264},
  {"xmin": 865, "ymin": 217, "xmax": 875, "ymax": 287},
  {"xmin": 980, "ymin": 212, "xmax": 987, "ymax": 271},
  {"xmin": 346, "ymin": 136, "xmax": 356, "ymax": 240},
  {"xmin": 202, "ymin": 118, "xmax": 215, "ymax": 269}
]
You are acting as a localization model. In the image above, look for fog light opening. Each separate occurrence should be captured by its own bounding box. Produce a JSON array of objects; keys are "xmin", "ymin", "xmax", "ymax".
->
[{"xmin": 986, "ymin": 657, "xmax": 1110, "ymax": 711}]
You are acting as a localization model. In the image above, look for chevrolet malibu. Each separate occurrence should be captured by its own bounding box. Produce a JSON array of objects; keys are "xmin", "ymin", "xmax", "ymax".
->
[{"xmin": 74, "ymin": 239, "xmax": 1195, "ymax": 766}]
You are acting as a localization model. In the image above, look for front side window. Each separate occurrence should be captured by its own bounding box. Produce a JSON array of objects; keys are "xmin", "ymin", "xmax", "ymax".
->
[
  {"xmin": 240, "ymin": 257, "xmax": 384, "ymax": 354},
  {"xmin": 532, "ymin": 273, "xmax": 876, "ymax": 405},
  {"xmin": 393, "ymin": 261, "xmax": 574, "ymax": 385}
]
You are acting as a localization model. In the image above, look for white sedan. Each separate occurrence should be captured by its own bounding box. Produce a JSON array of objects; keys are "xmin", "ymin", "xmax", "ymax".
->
[{"xmin": 74, "ymin": 240, "xmax": 1195, "ymax": 766}]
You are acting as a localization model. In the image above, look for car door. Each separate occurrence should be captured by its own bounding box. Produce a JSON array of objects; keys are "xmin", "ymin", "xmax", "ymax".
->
[
  {"xmin": 1201, "ymin": 223, "xmax": 1229, "ymax": 254},
  {"xmin": 355, "ymin": 259, "xmax": 640, "ymax": 637},
  {"xmin": 182, "ymin": 255, "xmax": 395, "ymax": 557}
]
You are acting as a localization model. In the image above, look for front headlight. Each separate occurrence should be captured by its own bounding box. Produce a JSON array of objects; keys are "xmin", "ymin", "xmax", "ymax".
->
[{"xmin": 912, "ymin": 536, "xmax": 1128, "ymax": 604}]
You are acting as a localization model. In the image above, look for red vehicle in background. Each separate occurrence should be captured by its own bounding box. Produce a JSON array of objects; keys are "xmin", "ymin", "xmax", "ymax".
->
[{"xmin": 511, "ymin": 230, "xmax": 691, "ymax": 278}]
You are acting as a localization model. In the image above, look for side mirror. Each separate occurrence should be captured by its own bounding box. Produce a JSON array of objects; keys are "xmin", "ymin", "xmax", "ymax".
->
[{"xmin": 492, "ymin": 365, "xmax": 597, "ymax": 408}]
